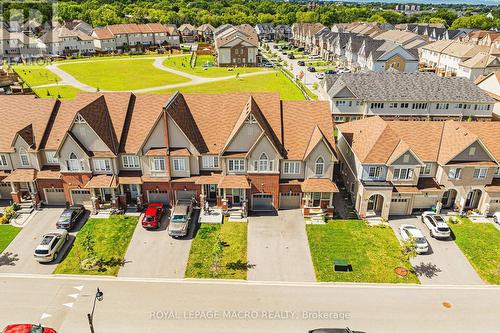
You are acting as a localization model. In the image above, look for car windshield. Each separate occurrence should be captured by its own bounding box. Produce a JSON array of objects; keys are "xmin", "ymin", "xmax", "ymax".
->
[
  {"xmin": 172, "ymin": 214, "xmax": 186, "ymax": 223},
  {"xmin": 416, "ymin": 237, "xmax": 427, "ymax": 244},
  {"xmin": 30, "ymin": 325, "xmax": 45, "ymax": 333},
  {"xmin": 437, "ymin": 227, "xmax": 450, "ymax": 232},
  {"xmin": 35, "ymin": 249, "xmax": 49, "ymax": 255},
  {"xmin": 143, "ymin": 215, "xmax": 155, "ymax": 222}
]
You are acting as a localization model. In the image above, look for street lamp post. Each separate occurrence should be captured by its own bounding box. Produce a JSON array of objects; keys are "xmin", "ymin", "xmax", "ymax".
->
[{"xmin": 87, "ymin": 288, "xmax": 104, "ymax": 333}]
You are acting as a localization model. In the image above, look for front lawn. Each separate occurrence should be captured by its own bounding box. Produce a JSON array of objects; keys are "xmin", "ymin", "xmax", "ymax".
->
[
  {"xmin": 306, "ymin": 220, "xmax": 419, "ymax": 283},
  {"xmin": 151, "ymin": 72, "xmax": 307, "ymax": 100},
  {"xmin": 162, "ymin": 54, "xmax": 265, "ymax": 78},
  {"xmin": 13, "ymin": 65, "xmax": 62, "ymax": 87},
  {"xmin": 33, "ymin": 85, "xmax": 82, "ymax": 100},
  {"xmin": 0, "ymin": 225, "xmax": 21, "ymax": 253},
  {"xmin": 58, "ymin": 59, "xmax": 190, "ymax": 91},
  {"xmin": 185, "ymin": 222, "xmax": 248, "ymax": 279},
  {"xmin": 54, "ymin": 215, "xmax": 138, "ymax": 276},
  {"xmin": 449, "ymin": 217, "xmax": 500, "ymax": 284}
]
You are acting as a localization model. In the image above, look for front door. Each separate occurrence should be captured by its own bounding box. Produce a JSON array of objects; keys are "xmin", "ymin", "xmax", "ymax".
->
[
  {"xmin": 367, "ymin": 195, "xmax": 378, "ymax": 211},
  {"xmin": 123, "ymin": 184, "xmax": 139, "ymax": 205},
  {"xmin": 312, "ymin": 192, "xmax": 321, "ymax": 207}
]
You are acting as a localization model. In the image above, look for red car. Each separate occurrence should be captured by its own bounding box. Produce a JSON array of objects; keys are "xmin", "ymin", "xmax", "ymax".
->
[
  {"xmin": 2, "ymin": 324, "xmax": 57, "ymax": 333},
  {"xmin": 141, "ymin": 202, "xmax": 164, "ymax": 229}
]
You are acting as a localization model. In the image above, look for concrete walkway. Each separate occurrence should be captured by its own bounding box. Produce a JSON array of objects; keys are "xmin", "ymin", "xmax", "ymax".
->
[{"xmin": 247, "ymin": 209, "xmax": 316, "ymax": 282}]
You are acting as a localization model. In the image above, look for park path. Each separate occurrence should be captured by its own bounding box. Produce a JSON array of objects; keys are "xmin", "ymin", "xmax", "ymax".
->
[{"xmin": 38, "ymin": 55, "xmax": 273, "ymax": 94}]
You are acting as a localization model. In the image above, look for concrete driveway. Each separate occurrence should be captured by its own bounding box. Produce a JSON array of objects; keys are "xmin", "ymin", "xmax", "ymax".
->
[
  {"xmin": 247, "ymin": 209, "xmax": 315, "ymax": 282},
  {"xmin": 389, "ymin": 216, "xmax": 484, "ymax": 285},
  {"xmin": 118, "ymin": 209, "xmax": 197, "ymax": 278},
  {"xmin": 0, "ymin": 207, "xmax": 80, "ymax": 274}
]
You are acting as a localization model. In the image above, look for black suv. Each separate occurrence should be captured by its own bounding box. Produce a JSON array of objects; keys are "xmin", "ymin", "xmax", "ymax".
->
[{"xmin": 56, "ymin": 205, "xmax": 85, "ymax": 230}]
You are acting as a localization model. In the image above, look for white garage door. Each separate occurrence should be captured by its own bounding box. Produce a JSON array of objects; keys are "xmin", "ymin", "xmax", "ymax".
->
[
  {"xmin": 252, "ymin": 194, "xmax": 274, "ymax": 211},
  {"xmin": 44, "ymin": 188, "xmax": 66, "ymax": 205},
  {"xmin": 0, "ymin": 182, "xmax": 11, "ymax": 199},
  {"xmin": 147, "ymin": 190, "xmax": 170, "ymax": 205},
  {"xmin": 413, "ymin": 195, "xmax": 438, "ymax": 210},
  {"xmin": 176, "ymin": 190, "xmax": 196, "ymax": 202},
  {"xmin": 390, "ymin": 197, "xmax": 409, "ymax": 216},
  {"xmin": 71, "ymin": 189, "xmax": 91, "ymax": 206},
  {"xmin": 279, "ymin": 192, "xmax": 301, "ymax": 209}
]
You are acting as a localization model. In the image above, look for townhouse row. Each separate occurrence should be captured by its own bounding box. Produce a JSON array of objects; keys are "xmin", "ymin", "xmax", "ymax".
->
[{"xmin": 0, "ymin": 92, "xmax": 338, "ymax": 219}]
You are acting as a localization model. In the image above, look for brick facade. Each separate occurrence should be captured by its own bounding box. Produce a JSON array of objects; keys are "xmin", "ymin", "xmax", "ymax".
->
[
  {"xmin": 248, "ymin": 174, "xmax": 280, "ymax": 208},
  {"xmin": 61, "ymin": 173, "xmax": 93, "ymax": 204},
  {"xmin": 36, "ymin": 178, "xmax": 64, "ymax": 203}
]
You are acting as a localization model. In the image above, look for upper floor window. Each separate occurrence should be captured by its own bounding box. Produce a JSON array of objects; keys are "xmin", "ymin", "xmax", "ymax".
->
[
  {"xmin": 19, "ymin": 148, "xmax": 30, "ymax": 166},
  {"xmin": 368, "ymin": 166, "xmax": 382, "ymax": 179},
  {"xmin": 0, "ymin": 154, "xmax": 8, "ymax": 166},
  {"xmin": 335, "ymin": 100, "xmax": 352, "ymax": 107},
  {"xmin": 45, "ymin": 151, "xmax": 58, "ymax": 164},
  {"xmin": 315, "ymin": 157, "xmax": 325, "ymax": 176},
  {"xmin": 172, "ymin": 158, "xmax": 186, "ymax": 172},
  {"xmin": 245, "ymin": 114, "xmax": 256, "ymax": 124},
  {"xmin": 67, "ymin": 152, "xmax": 83, "ymax": 171},
  {"xmin": 412, "ymin": 103, "xmax": 427, "ymax": 110},
  {"xmin": 202, "ymin": 156, "xmax": 219, "ymax": 169},
  {"xmin": 400, "ymin": 103, "xmax": 409, "ymax": 108},
  {"xmin": 283, "ymin": 161, "xmax": 300, "ymax": 174},
  {"xmin": 473, "ymin": 168, "xmax": 487, "ymax": 179},
  {"xmin": 435, "ymin": 103, "xmax": 449, "ymax": 110},
  {"xmin": 421, "ymin": 163, "xmax": 432, "ymax": 175},
  {"xmin": 151, "ymin": 157, "xmax": 166, "ymax": 172},
  {"xmin": 228, "ymin": 159, "xmax": 245, "ymax": 172},
  {"xmin": 468, "ymin": 147, "xmax": 476, "ymax": 156},
  {"xmin": 122, "ymin": 155, "xmax": 140, "ymax": 168},
  {"xmin": 256, "ymin": 153, "xmax": 274, "ymax": 172},
  {"xmin": 448, "ymin": 167, "xmax": 462, "ymax": 180},
  {"xmin": 370, "ymin": 102, "xmax": 384, "ymax": 109},
  {"xmin": 475, "ymin": 104, "xmax": 490, "ymax": 111},
  {"xmin": 393, "ymin": 168, "xmax": 413, "ymax": 180},
  {"xmin": 389, "ymin": 102, "xmax": 398, "ymax": 108},
  {"xmin": 74, "ymin": 114, "xmax": 86, "ymax": 124},
  {"xmin": 93, "ymin": 159, "xmax": 111, "ymax": 172}
]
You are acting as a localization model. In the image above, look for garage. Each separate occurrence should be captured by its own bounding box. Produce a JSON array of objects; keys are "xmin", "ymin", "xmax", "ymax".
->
[
  {"xmin": 175, "ymin": 190, "xmax": 196, "ymax": 202},
  {"xmin": 147, "ymin": 190, "xmax": 170, "ymax": 205},
  {"xmin": 389, "ymin": 197, "xmax": 409, "ymax": 216},
  {"xmin": 44, "ymin": 188, "xmax": 66, "ymax": 205},
  {"xmin": 71, "ymin": 189, "xmax": 91, "ymax": 206},
  {"xmin": 0, "ymin": 182, "xmax": 11, "ymax": 199},
  {"xmin": 252, "ymin": 193, "xmax": 274, "ymax": 211},
  {"xmin": 279, "ymin": 192, "xmax": 301, "ymax": 209},
  {"xmin": 413, "ymin": 194, "xmax": 439, "ymax": 210}
]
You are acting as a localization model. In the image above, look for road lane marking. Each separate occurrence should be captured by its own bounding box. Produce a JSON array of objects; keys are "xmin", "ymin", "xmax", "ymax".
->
[
  {"xmin": 68, "ymin": 293, "xmax": 79, "ymax": 299},
  {"xmin": 40, "ymin": 313, "xmax": 52, "ymax": 320},
  {"xmin": 74, "ymin": 285, "xmax": 84, "ymax": 291},
  {"xmin": 63, "ymin": 302, "xmax": 74, "ymax": 308}
]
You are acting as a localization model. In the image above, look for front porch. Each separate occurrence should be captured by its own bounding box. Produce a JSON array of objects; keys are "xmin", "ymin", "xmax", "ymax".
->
[{"xmin": 300, "ymin": 178, "xmax": 338, "ymax": 221}]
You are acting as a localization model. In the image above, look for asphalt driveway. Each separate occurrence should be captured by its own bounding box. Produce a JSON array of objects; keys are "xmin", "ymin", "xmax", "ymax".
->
[
  {"xmin": 0, "ymin": 207, "xmax": 80, "ymax": 274},
  {"xmin": 247, "ymin": 209, "xmax": 315, "ymax": 282},
  {"xmin": 389, "ymin": 216, "xmax": 484, "ymax": 285},
  {"xmin": 118, "ymin": 209, "xmax": 197, "ymax": 278}
]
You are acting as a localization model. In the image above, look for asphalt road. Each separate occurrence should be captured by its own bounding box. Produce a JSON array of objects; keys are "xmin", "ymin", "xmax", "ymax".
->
[{"xmin": 0, "ymin": 275, "xmax": 498, "ymax": 333}]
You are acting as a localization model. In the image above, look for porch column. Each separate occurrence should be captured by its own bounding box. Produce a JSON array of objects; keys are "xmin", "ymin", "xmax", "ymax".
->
[
  {"xmin": 10, "ymin": 182, "xmax": 16, "ymax": 193},
  {"xmin": 329, "ymin": 192, "xmax": 333, "ymax": 206},
  {"xmin": 90, "ymin": 188, "xmax": 98, "ymax": 214},
  {"xmin": 111, "ymin": 188, "xmax": 118, "ymax": 208}
]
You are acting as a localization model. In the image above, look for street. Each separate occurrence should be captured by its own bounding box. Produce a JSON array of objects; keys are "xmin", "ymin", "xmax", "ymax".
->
[{"xmin": 0, "ymin": 274, "xmax": 499, "ymax": 333}]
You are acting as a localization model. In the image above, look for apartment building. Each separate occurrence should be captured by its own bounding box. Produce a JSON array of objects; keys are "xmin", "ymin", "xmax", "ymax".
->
[
  {"xmin": 214, "ymin": 25, "xmax": 259, "ymax": 66},
  {"xmin": 0, "ymin": 29, "xmax": 46, "ymax": 60},
  {"xmin": 0, "ymin": 92, "xmax": 337, "ymax": 219},
  {"xmin": 255, "ymin": 23, "xmax": 275, "ymax": 41},
  {"xmin": 40, "ymin": 26, "xmax": 95, "ymax": 56},
  {"xmin": 322, "ymin": 72, "xmax": 495, "ymax": 123},
  {"xmin": 274, "ymin": 24, "xmax": 292, "ymax": 42},
  {"xmin": 291, "ymin": 23, "xmax": 327, "ymax": 51},
  {"xmin": 178, "ymin": 24, "xmax": 197, "ymax": 43},
  {"xmin": 337, "ymin": 117, "xmax": 500, "ymax": 219}
]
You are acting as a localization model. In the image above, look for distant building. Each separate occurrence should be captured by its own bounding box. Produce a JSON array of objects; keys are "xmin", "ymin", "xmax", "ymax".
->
[
  {"xmin": 214, "ymin": 24, "xmax": 259, "ymax": 66},
  {"xmin": 475, "ymin": 72, "xmax": 500, "ymax": 119},
  {"xmin": 197, "ymin": 24, "xmax": 215, "ymax": 43},
  {"xmin": 40, "ymin": 26, "xmax": 95, "ymax": 56},
  {"xmin": 1, "ymin": 28, "xmax": 47, "ymax": 60},
  {"xmin": 178, "ymin": 24, "xmax": 197, "ymax": 43},
  {"xmin": 255, "ymin": 23, "xmax": 275, "ymax": 41},
  {"xmin": 274, "ymin": 24, "xmax": 292, "ymax": 41}
]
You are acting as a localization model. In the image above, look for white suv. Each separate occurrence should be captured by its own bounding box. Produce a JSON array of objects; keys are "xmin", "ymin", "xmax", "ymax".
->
[
  {"xmin": 34, "ymin": 230, "xmax": 69, "ymax": 263},
  {"xmin": 421, "ymin": 212, "xmax": 451, "ymax": 239}
]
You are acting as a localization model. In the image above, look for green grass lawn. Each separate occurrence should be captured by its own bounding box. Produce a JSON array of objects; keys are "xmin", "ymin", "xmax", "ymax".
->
[
  {"xmin": 54, "ymin": 216, "xmax": 138, "ymax": 276},
  {"xmin": 306, "ymin": 220, "xmax": 419, "ymax": 283},
  {"xmin": 449, "ymin": 217, "xmax": 500, "ymax": 284},
  {"xmin": 33, "ymin": 85, "xmax": 82, "ymax": 100},
  {"xmin": 185, "ymin": 222, "xmax": 248, "ymax": 279},
  {"xmin": 58, "ymin": 59, "xmax": 190, "ymax": 91},
  {"xmin": 151, "ymin": 72, "xmax": 307, "ymax": 100},
  {"xmin": 13, "ymin": 65, "xmax": 62, "ymax": 87},
  {"xmin": 162, "ymin": 54, "xmax": 265, "ymax": 78},
  {"xmin": 0, "ymin": 225, "xmax": 22, "ymax": 253}
]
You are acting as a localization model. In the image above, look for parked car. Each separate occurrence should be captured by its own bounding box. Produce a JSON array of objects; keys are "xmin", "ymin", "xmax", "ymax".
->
[
  {"xmin": 421, "ymin": 212, "xmax": 451, "ymax": 239},
  {"xmin": 303, "ymin": 51, "xmax": 310, "ymax": 55},
  {"xmin": 493, "ymin": 212, "xmax": 500, "ymax": 224},
  {"xmin": 297, "ymin": 47, "xmax": 305, "ymax": 52},
  {"xmin": 315, "ymin": 72, "xmax": 325, "ymax": 79},
  {"xmin": 287, "ymin": 53, "xmax": 295, "ymax": 59},
  {"xmin": 399, "ymin": 224, "xmax": 429, "ymax": 254},
  {"xmin": 282, "ymin": 51, "xmax": 287, "ymax": 55},
  {"xmin": 309, "ymin": 328, "xmax": 365, "ymax": 333},
  {"xmin": 337, "ymin": 67, "xmax": 351, "ymax": 73},
  {"xmin": 168, "ymin": 199, "xmax": 194, "ymax": 237},
  {"xmin": 56, "ymin": 205, "xmax": 85, "ymax": 230},
  {"xmin": 264, "ymin": 63, "xmax": 274, "ymax": 68},
  {"xmin": 3, "ymin": 324, "xmax": 57, "ymax": 333},
  {"xmin": 34, "ymin": 230, "xmax": 69, "ymax": 263},
  {"xmin": 307, "ymin": 66, "xmax": 316, "ymax": 72},
  {"xmin": 141, "ymin": 202, "xmax": 165, "ymax": 229},
  {"xmin": 297, "ymin": 60, "xmax": 306, "ymax": 66},
  {"xmin": 324, "ymin": 69, "xmax": 337, "ymax": 75},
  {"xmin": 308, "ymin": 54, "xmax": 320, "ymax": 59}
]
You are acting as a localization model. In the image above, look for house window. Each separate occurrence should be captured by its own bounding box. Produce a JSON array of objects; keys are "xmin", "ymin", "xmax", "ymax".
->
[
  {"xmin": 283, "ymin": 161, "xmax": 300, "ymax": 174},
  {"xmin": 228, "ymin": 159, "xmax": 245, "ymax": 172},
  {"xmin": 422, "ymin": 163, "xmax": 432, "ymax": 175},
  {"xmin": 393, "ymin": 168, "xmax": 413, "ymax": 180},
  {"xmin": 400, "ymin": 103, "xmax": 409, "ymax": 108},
  {"xmin": 403, "ymin": 154, "xmax": 410, "ymax": 163},
  {"xmin": 448, "ymin": 168, "xmax": 462, "ymax": 180},
  {"xmin": 93, "ymin": 159, "xmax": 111, "ymax": 172},
  {"xmin": 66, "ymin": 152, "xmax": 82, "ymax": 171},
  {"xmin": 19, "ymin": 148, "xmax": 30, "ymax": 166},
  {"xmin": 412, "ymin": 103, "xmax": 428, "ymax": 110},
  {"xmin": 245, "ymin": 114, "xmax": 257, "ymax": 124},
  {"xmin": 74, "ymin": 114, "xmax": 86, "ymax": 124},
  {"xmin": 315, "ymin": 157, "xmax": 325, "ymax": 176},
  {"xmin": 122, "ymin": 155, "xmax": 140, "ymax": 168},
  {"xmin": 151, "ymin": 157, "xmax": 166, "ymax": 171},
  {"xmin": 202, "ymin": 156, "xmax": 219, "ymax": 168},
  {"xmin": 368, "ymin": 166, "xmax": 382, "ymax": 179},
  {"xmin": 389, "ymin": 102, "xmax": 398, "ymax": 108},
  {"xmin": 258, "ymin": 153, "xmax": 271, "ymax": 172},
  {"xmin": 0, "ymin": 154, "xmax": 8, "ymax": 166},
  {"xmin": 473, "ymin": 168, "xmax": 487, "ymax": 179},
  {"xmin": 436, "ymin": 103, "xmax": 449, "ymax": 110},
  {"xmin": 370, "ymin": 102, "xmax": 384, "ymax": 109},
  {"xmin": 45, "ymin": 151, "xmax": 58, "ymax": 164},
  {"xmin": 172, "ymin": 158, "xmax": 186, "ymax": 172}
]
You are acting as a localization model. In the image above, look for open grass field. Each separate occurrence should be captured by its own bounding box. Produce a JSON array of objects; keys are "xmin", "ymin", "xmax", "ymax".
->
[
  {"xmin": 0, "ymin": 225, "xmax": 21, "ymax": 253},
  {"xmin": 54, "ymin": 216, "xmax": 138, "ymax": 276},
  {"xmin": 58, "ymin": 59, "xmax": 190, "ymax": 91},
  {"xmin": 449, "ymin": 217, "xmax": 500, "ymax": 284},
  {"xmin": 185, "ymin": 222, "xmax": 248, "ymax": 279},
  {"xmin": 306, "ymin": 220, "xmax": 419, "ymax": 283},
  {"xmin": 162, "ymin": 54, "xmax": 266, "ymax": 78},
  {"xmin": 13, "ymin": 65, "xmax": 62, "ymax": 87},
  {"xmin": 33, "ymin": 85, "xmax": 82, "ymax": 100},
  {"xmin": 151, "ymin": 72, "xmax": 307, "ymax": 100}
]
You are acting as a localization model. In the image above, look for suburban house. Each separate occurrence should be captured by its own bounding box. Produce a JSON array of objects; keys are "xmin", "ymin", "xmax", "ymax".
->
[
  {"xmin": 395, "ymin": 23, "xmax": 469, "ymax": 41},
  {"xmin": 214, "ymin": 25, "xmax": 259, "ymax": 66},
  {"xmin": 321, "ymin": 72, "xmax": 495, "ymax": 123},
  {"xmin": 40, "ymin": 26, "xmax": 95, "ymax": 56},
  {"xmin": 274, "ymin": 24, "xmax": 292, "ymax": 41},
  {"xmin": 61, "ymin": 20, "xmax": 93, "ymax": 36},
  {"xmin": 0, "ymin": 92, "xmax": 338, "ymax": 220},
  {"xmin": 92, "ymin": 23, "xmax": 180, "ymax": 53},
  {"xmin": 255, "ymin": 23, "xmax": 275, "ymax": 41},
  {"xmin": 178, "ymin": 24, "xmax": 197, "ymax": 43},
  {"xmin": 291, "ymin": 23, "xmax": 327, "ymax": 51},
  {"xmin": 336, "ymin": 116, "xmax": 500, "ymax": 220},
  {"xmin": 197, "ymin": 24, "xmax": 215, "ymax": 43},
  {"xmin": 0, "ymin": 29, "xmax": 46, "ymax": 60},
  {"xmin": 475, "ymin": 72, "xmax": 500, "ymax": 119}
]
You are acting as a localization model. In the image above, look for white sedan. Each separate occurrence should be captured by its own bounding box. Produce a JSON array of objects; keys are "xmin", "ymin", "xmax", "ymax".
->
[
  {"xmin": 399, "ymin": 224, "xmax": 429, "ymax": 254},
  {"xmin": 493, "ymin": 212, "xmax": 500, "ymax": 224},
  {"xmin": 421, "ymin": 211, "xmax": 451, "ymax": 239}
]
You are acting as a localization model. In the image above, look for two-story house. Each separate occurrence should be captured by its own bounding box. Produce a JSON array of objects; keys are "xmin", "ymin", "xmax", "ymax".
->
[
  {"xmin": 336, "ymin": 116, "xmax": 500, "ymax": 219},
  {"xmin": 40, "ymin": 26, "xmax": 95, "ymax": 56},
  {"xmin": 197, "ymin": 24, "xmax": 215, "ymax": 43}
]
